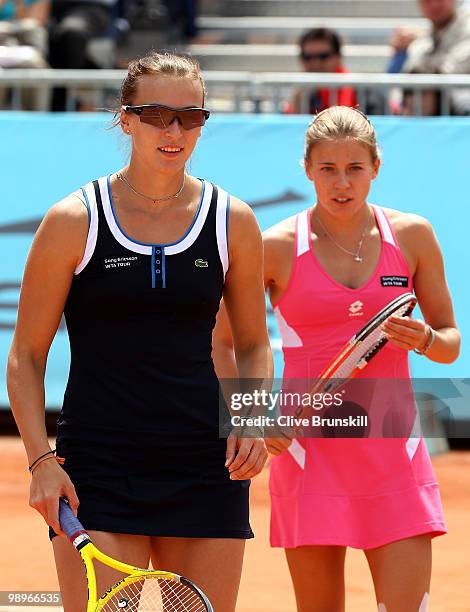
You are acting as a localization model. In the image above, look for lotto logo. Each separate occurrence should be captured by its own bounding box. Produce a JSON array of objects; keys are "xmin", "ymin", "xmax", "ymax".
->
[{"xmin": 349, "ymin": 300, "xmax": 364, "ymax": 317}]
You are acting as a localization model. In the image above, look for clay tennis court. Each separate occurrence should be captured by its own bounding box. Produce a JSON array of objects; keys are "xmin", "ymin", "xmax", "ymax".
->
[{"xmin": 0, "ymin": 436, "xmax": 469, "ymax": 611}]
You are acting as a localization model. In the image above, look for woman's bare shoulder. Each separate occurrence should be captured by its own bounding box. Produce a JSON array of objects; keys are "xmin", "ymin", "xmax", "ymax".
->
[
  {"xmin": 35, "ymin": 191, "xmax": 90, "ymax": 261},
  {"xmin": 379, "ymin": 206, "xmax": 434, "ymax": 238},
  {"xmin": 263, "ymin": 214, "xmax": 297, "ymax": 250}
]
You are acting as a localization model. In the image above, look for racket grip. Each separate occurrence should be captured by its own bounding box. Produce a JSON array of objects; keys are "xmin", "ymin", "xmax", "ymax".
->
[{"xmin": 59, "ymin": 498, "xmax": 86, "ymax": 541}]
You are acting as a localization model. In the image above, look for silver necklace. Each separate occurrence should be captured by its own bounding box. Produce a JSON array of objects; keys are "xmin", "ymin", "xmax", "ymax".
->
[
  {"xmin": 314, "ymin": 206, "xmax": 371, "ymax": 263},
  {"xmin": 116, "ymin": 172, "xmax": 186, "ymax": 204}
]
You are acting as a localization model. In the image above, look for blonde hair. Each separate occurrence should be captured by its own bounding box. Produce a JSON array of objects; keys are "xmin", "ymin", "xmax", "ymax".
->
[
  {"xmin": 304, "ymin": 106, "xmax": 380, "ymax": 164},
  {"xmin": 119, "ymin": 51, "xmax": 206, "ymax": 108}
]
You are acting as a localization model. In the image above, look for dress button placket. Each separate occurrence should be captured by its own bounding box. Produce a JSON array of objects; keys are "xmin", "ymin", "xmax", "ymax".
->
[{"xmin": 152, "ymin": 246, "xmax": 165, "ymax": 288}]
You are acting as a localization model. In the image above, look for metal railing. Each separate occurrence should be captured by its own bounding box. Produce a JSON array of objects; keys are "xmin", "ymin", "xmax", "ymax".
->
[
  {"xmin": 208, "ymin": 0, "xmax": 422, "ymax": 19},
  {"xmin": 190, "ymin": 44, "xmax": 392, "ymax": 73},
  {"xmin": 196, "ymin": 15, "xmax": 428, "ymax": 44},
  {"xmin": 1, "ymin": 69, "xmax": 470, "ymax": 114}
]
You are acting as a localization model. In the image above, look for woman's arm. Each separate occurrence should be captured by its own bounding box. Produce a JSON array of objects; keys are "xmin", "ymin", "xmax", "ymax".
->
[
  {"xmin": 383, "ymin": 215, "xmax": 461, "ymax": 363},
  {"xmin": 213, "ymin": 218, "xmax": 294, "ymax": 460},
  {"xmin": 212, "ymin": 197, "xmax": 271, "ymax": 480},
  {"xmin": 221, "ymin": 197, "xmax": 272, "ymax": 379},
  {"xmin": 7, "ymin": 194, "xmax": 88, "ymax": 534},
  {"xmin": 213, "ymin": 220, "xmax": 291, "ymax": 379},
  {"xmin": 212, "ymin": 303, "xmax": 239, "ymax": 380}
]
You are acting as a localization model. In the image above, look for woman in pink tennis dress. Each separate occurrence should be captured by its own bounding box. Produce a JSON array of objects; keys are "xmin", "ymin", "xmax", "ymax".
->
[{"xmin": 214, "ymin": 106, "xmax": 460, "ymax": 611}]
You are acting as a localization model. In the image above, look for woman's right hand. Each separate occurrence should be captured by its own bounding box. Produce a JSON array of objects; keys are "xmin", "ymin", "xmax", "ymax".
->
[
  {"xmin": 265, "ymin": 435, "xmax": 294, "ymax": 456},
  {"xmin": 29, "ymin": 459, "xmax": 79, "ymax": 537}
]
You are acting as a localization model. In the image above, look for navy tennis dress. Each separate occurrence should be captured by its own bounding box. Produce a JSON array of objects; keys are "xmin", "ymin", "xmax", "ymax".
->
[{"xmin": 50, "ymin": 176, "xmax": 253, "ymax": 539}]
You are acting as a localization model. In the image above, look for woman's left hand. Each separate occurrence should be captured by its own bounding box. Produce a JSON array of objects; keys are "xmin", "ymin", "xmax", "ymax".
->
[
  {"xmin": 225, "ymin": 431, "xmax": 268, "ymax": 480},
  {"xmin": 382, "ymin": 316, "xmax": 430, "ymax": 352}
]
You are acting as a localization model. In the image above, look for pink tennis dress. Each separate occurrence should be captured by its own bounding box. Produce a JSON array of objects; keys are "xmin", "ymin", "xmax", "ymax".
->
[{"xmin": 269, "ymin": 206, "xmax": 447, "ymax": 549}]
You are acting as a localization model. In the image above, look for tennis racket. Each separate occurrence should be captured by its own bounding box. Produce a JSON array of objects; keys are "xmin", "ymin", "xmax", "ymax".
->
[
  {"xmin": 59, "ymin": 498, "xmax": 214, "ymax": 612},
  {"xmin": 310, "ymin": 292, "xmax": 417, "ymax": 395}
]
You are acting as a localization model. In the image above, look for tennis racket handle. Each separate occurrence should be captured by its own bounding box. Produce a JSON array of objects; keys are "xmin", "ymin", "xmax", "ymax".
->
[{"xmin": 59, "ymin": 498, "xmax": 87, "ymax": 542}]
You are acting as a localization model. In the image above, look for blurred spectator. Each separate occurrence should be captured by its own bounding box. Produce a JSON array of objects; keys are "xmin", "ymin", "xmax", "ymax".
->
[
  {"xmin": 405, "ymin": 0, "xmax": 470, "ymax": 72},
  {"xmin": 387, "ymin": 27, "xmax": 423, "ymax": 74},
  {"xmin": 387, "ymin": 27, "xmax": 423, "ymax": 113},
  {"xmin": 162, "ymin": 0, "xmax": 197, "ymax": 41},
  {"xmin": 0, "ymin": 0, "xmax": 49, "ymax": 53},
  {"xmin": 49, "ymin": 0, "xmax": 121, "ymax": 110},
  {"xmin": 0, "ymin": 0, "xmax": 50, "ymax": 108},
  {"xmin": 284, "ymin": 27, "xmax": 358, "ymax": 114},
  {"xmin": 402, "ymin": 68, "xmax": 442, "ymax": 115},
  {"xmin": 395, "ymin": 0, "xmax": 470, "ymax": 114}
]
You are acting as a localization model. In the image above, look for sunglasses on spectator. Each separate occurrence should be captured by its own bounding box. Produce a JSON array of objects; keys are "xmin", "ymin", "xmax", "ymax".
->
[
  {"xmin": 122, "ymin": 104, "xmax": 210, "ymax": 129},
  {"xmin": 301, "ymin": 51, "xmax": 335, "ymax": 61}
]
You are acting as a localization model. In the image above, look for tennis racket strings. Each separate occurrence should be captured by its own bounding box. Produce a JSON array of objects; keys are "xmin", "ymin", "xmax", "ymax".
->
[
  {"xmin": 316, "ymin": 294, "xmax": 417, "ymax": 393},
  {"xmin": 99, "ymin": 575, "xmax": 209, "ymax": 611}
]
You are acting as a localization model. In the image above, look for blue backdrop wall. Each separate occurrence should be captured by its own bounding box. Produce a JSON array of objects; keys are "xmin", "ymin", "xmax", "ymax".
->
[{"xmin": 0, "ymin": 113, "xmax": 468, "ymax": 408}]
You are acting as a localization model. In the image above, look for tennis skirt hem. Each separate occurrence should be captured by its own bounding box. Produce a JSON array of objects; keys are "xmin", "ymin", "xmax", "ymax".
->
[
  {"xmin": 50, "ymin": 523, "xmax": 254, "ymax": 540},
  {"xmin": 270, "ymin": 522, "xmax": 446, "ymax": 550}
]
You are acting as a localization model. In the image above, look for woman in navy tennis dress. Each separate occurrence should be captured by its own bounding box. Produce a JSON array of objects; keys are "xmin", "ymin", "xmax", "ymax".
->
[{"xmin": 7, "ymin": 52, "xmax": 270, "ymax": 612}]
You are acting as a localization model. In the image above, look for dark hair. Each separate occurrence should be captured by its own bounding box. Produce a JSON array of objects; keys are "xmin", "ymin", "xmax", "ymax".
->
[
  {"xmin": 112, "ymin": 50, "xmax": 206, "ymax": 127},
  {"xmin": 120, "ymin": 50, "xmax": 205, "ymax": 108},
  {"xmin": 298, "ymin": 28, "xmax": 342, "ymax": 56}
]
